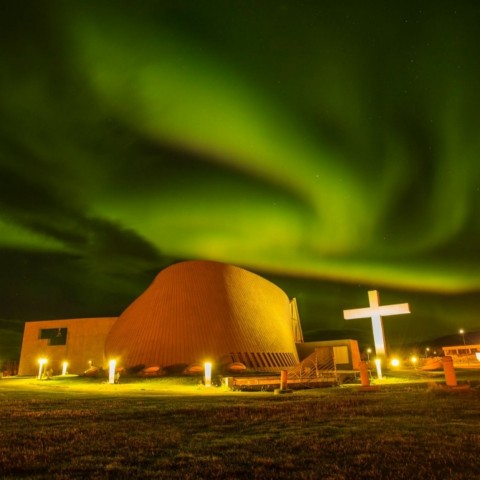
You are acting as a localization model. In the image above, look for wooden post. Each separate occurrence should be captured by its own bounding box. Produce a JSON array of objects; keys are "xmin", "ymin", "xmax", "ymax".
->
[
  {"xmin": 274, "ymin": 369, "xmax": 292, "ymax": 395},
  {"xmin": 359, "ymin": 361, "xmax": 370, "ymax": 387},
  {"xmin": 442, "ymin": 356, "xmax": 457, "ymax": 387}
]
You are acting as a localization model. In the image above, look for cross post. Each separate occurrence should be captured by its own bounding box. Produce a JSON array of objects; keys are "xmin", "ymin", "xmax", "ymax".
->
[{"xmin": 343, "ymin": 290, "xmax": 410, "ymax": 358}]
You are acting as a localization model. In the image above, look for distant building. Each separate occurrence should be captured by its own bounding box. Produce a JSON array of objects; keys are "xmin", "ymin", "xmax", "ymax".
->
[
  {"xmin": 18, "ymin": 260, "xmax": 360, "ymax": 376},
  {"xmin": 442, "ymin": 344, "xmax": 480, "ymax": 368}
]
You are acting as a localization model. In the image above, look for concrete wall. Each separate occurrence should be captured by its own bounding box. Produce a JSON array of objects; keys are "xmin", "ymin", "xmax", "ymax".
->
[
  {"xmin": 296, "ymin": 339, "xmax": 361, "ymax": 370},
  {"xmin": 18, "ymin": 317, "xmax": 117, "ymax": 376}
]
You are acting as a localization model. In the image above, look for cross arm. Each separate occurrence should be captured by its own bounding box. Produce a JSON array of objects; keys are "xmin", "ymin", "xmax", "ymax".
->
[{"xmin": 343, "ymin": 303, "xmax": 410, "ymax": 320}]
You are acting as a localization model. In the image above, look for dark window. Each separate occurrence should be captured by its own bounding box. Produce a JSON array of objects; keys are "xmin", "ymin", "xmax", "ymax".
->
[
  {"xmin": 39, "ymin": 328, "xmax": 68, "ymax": 346},
  {"xmin": 253, "ymin": 353, "xmax": 264, "ymax": 367},
  {"xmin": 267, "ymin": 353, "xmax": 275, "ymax": 366},
  {"xmin": 262, "ymin": 352, "xmax": 273, "ymax": 367},
  {"xmin": 273, "ymin": 353, "xmax": 282, "ymax": 366},
  {"xmin": 243, "ymin": 352, "xmax": 253, "ymax": 368}
]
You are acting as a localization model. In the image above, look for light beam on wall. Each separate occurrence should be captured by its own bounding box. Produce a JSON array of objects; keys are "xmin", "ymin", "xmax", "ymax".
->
[
  {"xmin": 37, "ymin": 358, "xmax": 47, "ymax": 380},
  {"xmin": 108, "ymin": 359, "xmax": 116, "ymax": 384},
  {"xmin": 204, "ymin": 362, "xmax": 212, "ymax": 387}
]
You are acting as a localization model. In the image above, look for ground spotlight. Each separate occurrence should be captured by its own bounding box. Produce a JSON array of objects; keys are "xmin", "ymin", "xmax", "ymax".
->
[
  {"xmin": 108, "ymin": 359, "xmax": 117, "ymax": 384},
  {"xmin": 390, "ymin": 358, "xmax": 400, "ymax": 367},
  {"xmin": 37, "ymin": 358, "xmax": 47, "ymax": 379},
  {"xmin": 374, "ymin": 358, "xmax": 383, "ymax": 380},
  {"xmin": 204, "ymin": 361, "xmax": 212, "ymax": 387}
]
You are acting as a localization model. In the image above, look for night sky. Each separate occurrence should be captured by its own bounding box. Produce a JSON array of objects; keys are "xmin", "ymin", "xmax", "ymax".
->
[{"xmin": 1, "ymin": 2, "xmax": 479, "ymax": 363}]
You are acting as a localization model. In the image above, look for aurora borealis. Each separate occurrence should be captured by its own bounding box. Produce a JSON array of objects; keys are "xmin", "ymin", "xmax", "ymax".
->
[{"xmin": 1, "ymin": 2, "xmax": 479, "ymax": 362}]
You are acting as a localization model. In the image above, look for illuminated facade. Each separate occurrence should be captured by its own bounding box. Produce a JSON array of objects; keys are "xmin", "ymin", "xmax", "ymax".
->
[
  {"xmin": 18, "ymin": 317, "xmax": 117, "ymax": 376},
  {"xmin": 105, "ymin": 260, "xmax": 301, "ymax": 371},
  {"xmin": 18, "ymin": 261, "xmax": 303, "ymax": 375}
]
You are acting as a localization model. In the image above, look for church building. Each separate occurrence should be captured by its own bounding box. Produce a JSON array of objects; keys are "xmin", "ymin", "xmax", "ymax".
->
[{"xmin": 18, "ymin": 260, "xmax": 360, "ymax": 376}]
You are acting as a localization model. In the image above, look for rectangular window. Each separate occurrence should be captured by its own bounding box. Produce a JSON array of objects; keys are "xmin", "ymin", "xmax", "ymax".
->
[{"xmin": 39, "ymin": 328, "xmax": 68, "ymax": 346}]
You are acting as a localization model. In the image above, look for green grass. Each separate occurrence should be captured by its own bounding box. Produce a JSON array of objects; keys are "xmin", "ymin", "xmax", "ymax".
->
[{"xmin": 1, "ymin": 375, "xmax": 480, "ymax": 479}]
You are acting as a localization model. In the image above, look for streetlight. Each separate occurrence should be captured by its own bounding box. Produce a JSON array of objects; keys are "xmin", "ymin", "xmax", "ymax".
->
[
  {"xmin": 366, "ymin": 348, "xmax": 372, "ymax": 361},
  {"xmin": 459, "ymin": 329, "xmax": 466, "ymax": 345},
  {"xmin": 410, "ymin": 356, "xmax": 418, "ymax": 369},
  {"xmin": 425, "ymin": 347, "xmax": 430, "ymax": 358}
]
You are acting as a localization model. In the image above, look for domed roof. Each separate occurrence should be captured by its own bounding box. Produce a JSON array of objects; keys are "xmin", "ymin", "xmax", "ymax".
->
[{"xmin": 104, "ymin": 260, "xmax": 298, "ymax": 370}]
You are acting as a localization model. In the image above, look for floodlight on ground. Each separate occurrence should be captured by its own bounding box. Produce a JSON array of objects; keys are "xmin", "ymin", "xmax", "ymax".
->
[
  {"xmin": 108, "ymin": 359, "xmax": 117, "ymax": 384},
  {"xmin": 204, "ymin": 362, "xmax": 212, "ymax": 387},
  {"xmin": 390, "ymin": 358, "xmax": 400, "ymax": 367},
  {"xmin": 374, "ymin": 358, "xmax": 383, "ymax": 380},
  {"xmin": 410, "ymin": 356, "xmax": 418, "ymax": 364},
  {"xmin": 476, "ymin": 352, "xmax": 480, "ymax": 362},
  {"xmin": 37, "ymin": 358, "xmax": 47, "ymax": 379},
  {"xmin": 62, "ymin": 361, "xmax": 68, "ymax": 376}
]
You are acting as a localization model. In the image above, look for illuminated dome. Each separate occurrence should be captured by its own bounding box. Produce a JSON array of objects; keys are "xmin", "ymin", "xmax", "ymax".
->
[{"xmin": 104, "ymin": 260, "xmax": 299, "ymax": 371}]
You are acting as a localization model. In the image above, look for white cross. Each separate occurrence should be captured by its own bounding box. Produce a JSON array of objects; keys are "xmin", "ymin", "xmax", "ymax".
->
[{"xmin": 343, "ymin": 290, "xmax": 410, "ymax": 357}]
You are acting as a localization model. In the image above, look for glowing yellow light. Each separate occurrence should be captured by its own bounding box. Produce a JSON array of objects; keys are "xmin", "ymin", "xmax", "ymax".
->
[
  {"xmin": 410, "ymin": 356, "xmax": 418, "ymax": 364},
  {"xmin": 374, "ymin": 358, "xmax": 383, "ymax": 380},
  {"xmin": 475, "ymin": 352, "xmax": 480, "ymax": 362},
  {"xmin": 108, "ymin": 359, "xmax": 117, "ymax": 384},
  {"xmin": 204, "ymin": 362, "xmax": 212, "ymax": 387},
  {"xmin": 390, "ymin": 358, "xmax": 400, "ymax": 367},
  {"xmin": 62, "ymin": 361, "xmax": 68, "ymax": 376},
  {"xmin": 37, "ymin": 358, "xmax": 47, "ymax": 379}
]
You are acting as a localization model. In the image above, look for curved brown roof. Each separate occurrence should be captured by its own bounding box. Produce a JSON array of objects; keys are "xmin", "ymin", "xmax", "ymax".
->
[{"xmin": 104, "ymin": 260, "xmax": 298, "ymax": 370}]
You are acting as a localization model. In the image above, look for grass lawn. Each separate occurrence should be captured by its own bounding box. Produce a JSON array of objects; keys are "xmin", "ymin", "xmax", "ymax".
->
[{"xmin": 1, "ymin": 372, "xmax": 479, "ymax": 479}]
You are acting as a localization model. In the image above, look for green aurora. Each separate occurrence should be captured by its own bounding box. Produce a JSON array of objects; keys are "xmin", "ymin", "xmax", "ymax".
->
[{"xmin": 0, "ymin": 1, "xmax": 479, "ymax": 362}]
